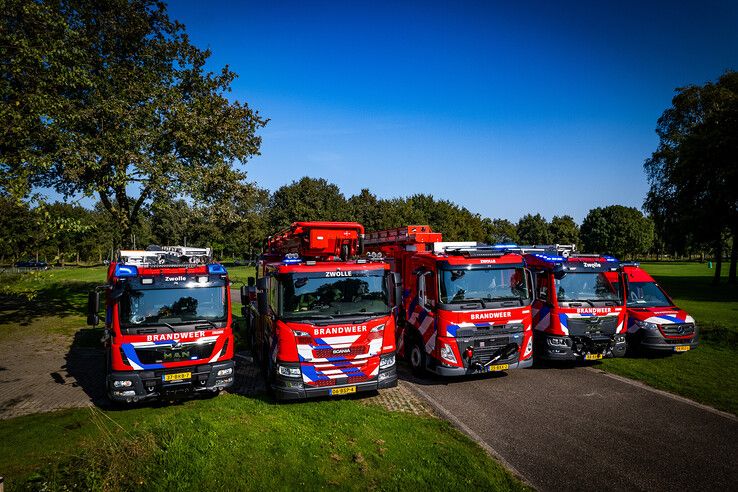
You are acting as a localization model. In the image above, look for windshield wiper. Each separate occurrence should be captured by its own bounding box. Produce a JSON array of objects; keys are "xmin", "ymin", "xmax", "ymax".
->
[
  {"xmin": 190, "ymin": 319, "xmax": 218, "ymax": 328},
  {"xmin": 286, "ymin": 314, "xmax": 335, "ymax": 320},
  {"xmin": 449, "ymin": 298, "xmax": 487, "ymax": 308}
]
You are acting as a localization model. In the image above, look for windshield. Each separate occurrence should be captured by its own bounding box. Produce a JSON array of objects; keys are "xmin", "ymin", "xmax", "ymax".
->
[
  {"xmin": 439, "ymin": 267, "xmax": 529, "ymax": 304},
  {"xmin": 280, "ymin": 272, "xmax": 389, "ymax": 319},
  {"xmin": 555, "ymin": 272, "xmax": 621, "ymax": 304},
  {"xmin": 120, "ymin": 286, "xmax": 227, "ymax": 326},
  {"xmin": 627, "ymin": 281, "xmax": 672, "ymax": 307}
]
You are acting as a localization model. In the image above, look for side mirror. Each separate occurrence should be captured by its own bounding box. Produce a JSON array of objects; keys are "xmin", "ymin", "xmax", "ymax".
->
[
  {"xmin": 87, "ymin": 290, "xmax": 100, "ymax": 326},
  {"xmin": 240, "ymin": 285, "xmax": 248, "ymax": 305},
  {"xmin": 247, "ymin": 276, "xmax": 255, "ymax": 287},
  {"xmin": 256, "ymin": 277, "xmax": 268, "ymax": 315}
]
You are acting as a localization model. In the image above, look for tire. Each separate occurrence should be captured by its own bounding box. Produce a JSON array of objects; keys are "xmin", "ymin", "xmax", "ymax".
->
[{"xmin": 409, "ymin": 336, "xmax": 427, "ymax": 376}]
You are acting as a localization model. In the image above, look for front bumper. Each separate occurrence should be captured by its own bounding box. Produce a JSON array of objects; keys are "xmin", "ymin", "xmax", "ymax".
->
[
  {"xmin": 631, "ymin": 329, "xmax": 700, "ymax": 353},
  {"xmin": 534, "ymin": 332, "xmax": 626, "ymax": 361},
  {"xmin": 270, "ymin": 363, "xmax": 397, "ymax": 401},
  {"xmin": 433, "ymin": 356, "xmax": 533, "ymax": 376},
  {"xmin": 108, "ymin": 360, "xmax": 235, "ymax": 402}
]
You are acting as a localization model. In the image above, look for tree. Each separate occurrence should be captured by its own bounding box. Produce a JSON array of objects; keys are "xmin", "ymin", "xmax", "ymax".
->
[
  {"xmin": 516, "ymin": 214, "xmax": 552, "ymax": 245},
  {"xmin": 580, "ymin": 205, "xmax": 654, "ymax": 259},
  {"xmin": 269, "ymin": 177, "xmax": 349, "ymax": 232},
  {"xmin": 549, "ymin": 215, "xmax": 580, "ymax": 248},
  {"xmin": 347, "ymin": 189, "xmax": 383, "ymax": 232},
  {"xmin": 483, "ymin": 218, "xmax": 519, "ymax": 244},
  {"xmin": 644, "ymin": 71, "xmax": 738, "ymax": 283},
  {"xmin": 1, "ymin": 0, "xmax": 267, "ymax": 246}
]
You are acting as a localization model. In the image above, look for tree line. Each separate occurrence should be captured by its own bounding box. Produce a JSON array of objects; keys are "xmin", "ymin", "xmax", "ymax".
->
[
  {"xmin": 1, "ymin": 1, "xmax": 735, "ymax": 282},
  {"xmin": 0, "ymin": 177, "xmax": 656, "ymax": 265}
]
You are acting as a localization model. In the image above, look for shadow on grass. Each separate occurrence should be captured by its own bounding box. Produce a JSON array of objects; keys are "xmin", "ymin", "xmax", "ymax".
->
[
  {"xmin": 653, "ymin": 275, "xmax": 738, "ymax": 303},
  {"xmin": 0, "ymin": 281, "xmax": 98, "ymax": 326}
]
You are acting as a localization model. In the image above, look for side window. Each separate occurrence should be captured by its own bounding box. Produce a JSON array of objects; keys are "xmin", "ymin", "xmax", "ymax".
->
[
  {"xmin": 424, "ymin": 272, "xmax": 437, "ymax": 308},
  {"xmin": 536, "ymin": 273, "xmax": 549, "ymax": 301}
]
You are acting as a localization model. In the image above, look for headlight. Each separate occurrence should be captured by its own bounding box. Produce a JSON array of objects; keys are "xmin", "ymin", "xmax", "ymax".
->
[
  {"xmin": 634, "ymin": 319, "xmax": 659, "ymax": 331},
  {"xmin": 370, "ymin": 324, "xmax": 386, "ymax": 333},
  {"xmin": 113, "ymin": 380, "xmax": 133, "ymax": 388},
  {"xmin": 547, "ymin": 337, "xmax": 568, "ymax": 346},
  {"xmin": 277, "ymin": 365, "xmax": 301, "ymax": 378},
  {"xmin": 217, "ymin": 368, "xmax": 233, "ymax": 377},
  {"xmin": 380, "ymin": 354, "xmax": 395, "ymax": 368},
  {"xmin": 524, "ymin": 337, "xmax": 533, "ymax": 357},
  {"xmin": 440, "ymin": 343, "xmax": 457, "ymax": 364},
  {"xmin": 292, "ymin": 330, "xmax": 310, "ymax": 337}
]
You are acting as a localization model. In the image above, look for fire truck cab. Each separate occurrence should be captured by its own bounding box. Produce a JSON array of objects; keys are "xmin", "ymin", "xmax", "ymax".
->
[
  {"xmin": 245, "ymin": 222, "xmax": 398, "ymax": 400},
  {"xmin": 87, "ymin": 249, "xmax": 235, "ymax": 402},
  {"xmin": 518, "ymin": 245, "xmax": 627, "ymax": 361},
  {"xmin": 621, "ymin": 264, "xmax": 699, "ymax": 353},
  {"xmin": 365, "ymin": 226, "xmax": 534, "ymax": 376}
]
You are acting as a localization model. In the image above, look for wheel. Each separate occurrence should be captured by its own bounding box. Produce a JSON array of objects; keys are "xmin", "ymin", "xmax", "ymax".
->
[{"xmin": 409, "ymin": 336, "xmax": 427, "ymax": 376}]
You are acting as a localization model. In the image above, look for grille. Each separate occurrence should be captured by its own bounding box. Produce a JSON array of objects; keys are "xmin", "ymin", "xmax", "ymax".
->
[
  {"xmin": 660, "ymin": 323, "xmax": 695, "ymax": 337},
  {"xmin": 135, "ymin": 342, "xmax": 216, "ymax": 364},
  {"xmin": 663, "ymin": 336, "xmax": 695, "ymax": 344},
  {"xmin": 313, "ymin": 346, "xmax": 366, "ymax": 358},
  {"xmin": 566, "ymin": 316, "xmax": 618, "ymax": 336},
  {"xmin": 308, "ymin": 379, "xmax": 336, "ymax": 387},
  {"xmin": 456, "ymin": 323, "xmax": 524, "ymax": 338},
  {"xmin": 348, "ymin": 375, "xmax": 370, "ymax": 384}
]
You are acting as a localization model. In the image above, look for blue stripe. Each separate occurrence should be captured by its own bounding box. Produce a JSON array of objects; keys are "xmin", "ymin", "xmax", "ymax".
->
[
  {"xmin": 658, "ymin": 315, "xmax": 684, "ymax": 324},
  {"xmin": 447, "ymin": 324, "xmax": 459, "ymax": 337},
  {"xmin": 122, "ymin": 343, "xmax": 163, "ymax": 370},
  {"xmin": 300, "ymin": 364, "xmax": 328, "ymax": 381},
  {"xmin": 558, "ymin": 313, "xmax": 568, "ymax": 328}
]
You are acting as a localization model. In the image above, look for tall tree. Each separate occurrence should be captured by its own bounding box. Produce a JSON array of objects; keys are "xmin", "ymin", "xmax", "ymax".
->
[
  {"xmin": 269, "ymin": 177, "xmax": 349, "ymax": 232},
  {"xmin": 516, "ymin": 214, "xmax": 552, "ymax": 245},
  {"xmin": 580, "ymin": 205, "xmax": 654, "ymax": 259},
  {"xmin": 483, "ymin": 218, "xmax": 519, "ymax": 244},
  {"xmin": 644, "ymin": 71, "xmax": 738, "ymax": 283},
  {"xmin": 549, "ymin": 215, "xmax": 580, "ymax": 248},
  {"xmin": 1, "ymin": 0, "xmax": 267, "ymax": 246}
]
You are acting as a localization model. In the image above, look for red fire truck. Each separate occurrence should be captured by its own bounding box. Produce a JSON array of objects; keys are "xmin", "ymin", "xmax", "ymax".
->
[
  {"xmin": 364, "ymin": 226, "xmax": 534, "ymax": 376},
  {"xmin": 245, "ymin": 222, "xmax": 398, "ymax": 400},
  {"xmin": 517, "ymin": 246, "xmax": 627, "ymax": 361},
  {"xmin": 621, "ymin": 264, "xmax": 699, "ymax": 353},
  {"xmin": 87, "ymin": 251, "xmax": 235, "ymax": 402}
]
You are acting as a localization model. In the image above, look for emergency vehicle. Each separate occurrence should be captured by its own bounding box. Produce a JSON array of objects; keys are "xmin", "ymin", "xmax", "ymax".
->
[
  {"xmin": 621, "ymin": 264, "xmax": 698, "ymax": 353},
  {"xmin": 515, "ymin": 245, "xmax": 627, "ymax": 361},
  {"xmin": 87, "ymin": 248, "xmax": 235, "ymax": 402},
  {"xmin": 245, "ymin": 222, "xmax": 398, "ymax": 400},
  {"xmin": 364, "ymin": 226, "xmax": 534, "ymax": 376}
]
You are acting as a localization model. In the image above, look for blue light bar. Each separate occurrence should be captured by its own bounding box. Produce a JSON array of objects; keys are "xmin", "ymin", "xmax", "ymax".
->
[
  {"xmin": 533, "ymin": 253, "xmax": 566, "ymax": 262},
  {"xmin": 282, "ymin": 253, "xmax": 302, "ymax": 265},
  {"xmin": 207, "ymin": 263, "xmax": 227, "ymax": 275},
  {"xmin": 493, "ymin": 243, "xmax": 518, "ymax": 249},
  {"xmin": 115, "ymin": 264, "xmax": 138, "ymax": 277},
  {"xmin": 603, "ymin": 256, "xmax": 619, "ymax": 262}
]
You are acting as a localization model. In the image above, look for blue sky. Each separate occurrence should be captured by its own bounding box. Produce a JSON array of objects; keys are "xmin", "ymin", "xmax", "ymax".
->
[{"xmin": 163, "ymin": 1, "xmax": 736, "ymax": 222}]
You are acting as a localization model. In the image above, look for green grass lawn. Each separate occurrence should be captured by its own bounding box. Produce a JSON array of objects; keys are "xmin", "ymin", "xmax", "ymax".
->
[
  {"xmin": 1, "ymin": 395, "xmax": 527, "ymax": 491},
  {"xmin": 599, "ymin": 261, "xmax": 738, "ymax": 415},
  {"xmin": 0, "ymin": 267, "xmax": 528, "ymax": 490}
]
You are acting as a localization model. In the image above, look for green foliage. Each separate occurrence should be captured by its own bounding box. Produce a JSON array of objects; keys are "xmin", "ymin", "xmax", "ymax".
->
[
  {"xmin": 516, "ymin": 214, "xmax": 552, "ymax": 245},
  {"xmin": 484, "ymin": 218, "xmax": 519, "ymax": 244},
  {"xmin": 549, "ymin": 215, "xmax": 580, "ymax": 247},
  {"xmin": 1, "ymin": 0, "xmax": 267, "ymax": 245},
  {"xmin": 644, "ymin": 71, "xmax": 738, "ymax": 276},
  {"xmin": 269, "ymin": 177, "xmax": 349, "ymax": 231},
  {"xmin": 580, "ymin": 205, "xmax": 654, "ymax": 258}
]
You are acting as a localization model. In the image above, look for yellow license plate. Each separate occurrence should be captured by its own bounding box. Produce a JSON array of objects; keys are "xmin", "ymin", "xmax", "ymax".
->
[
  {"xmin": 486, "ymin": 364, "xmax": 509, "ymax": 372},
  {"xmin": 585, "ymin": 353, "xmax": 603, "ymax": 360},
  {"xmin": 163, "ymin": 372, "xmax": 191, "ymax": 382},
  {"xmin": 330, "ymin": 386, "xmax": 357, "ymax": 396},
  {"xmin": 675, "ymin": 346, "xmax": 691, "ymax": 352}
]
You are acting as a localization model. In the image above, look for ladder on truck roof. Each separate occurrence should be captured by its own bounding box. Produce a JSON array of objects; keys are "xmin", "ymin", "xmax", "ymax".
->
[
  {"xmin": 503, "ymin": 244, "xmax": 577, "ymax": 257},
  {"xmin": 265, "ymin": 221, "xmax": 366, "ymax": 261},
  {"xmin": 119, "ymin": 245, "xmax": 212, "ymax": 266},
  {"xmin": 364, "ymin": 225, "xmax": 442, "ymax": 247}
]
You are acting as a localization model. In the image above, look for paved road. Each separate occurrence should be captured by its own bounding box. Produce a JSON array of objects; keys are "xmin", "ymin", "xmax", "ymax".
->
[{"xmin": 402, "ymin": 364, "xmax": 738, "ymax": 491}]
